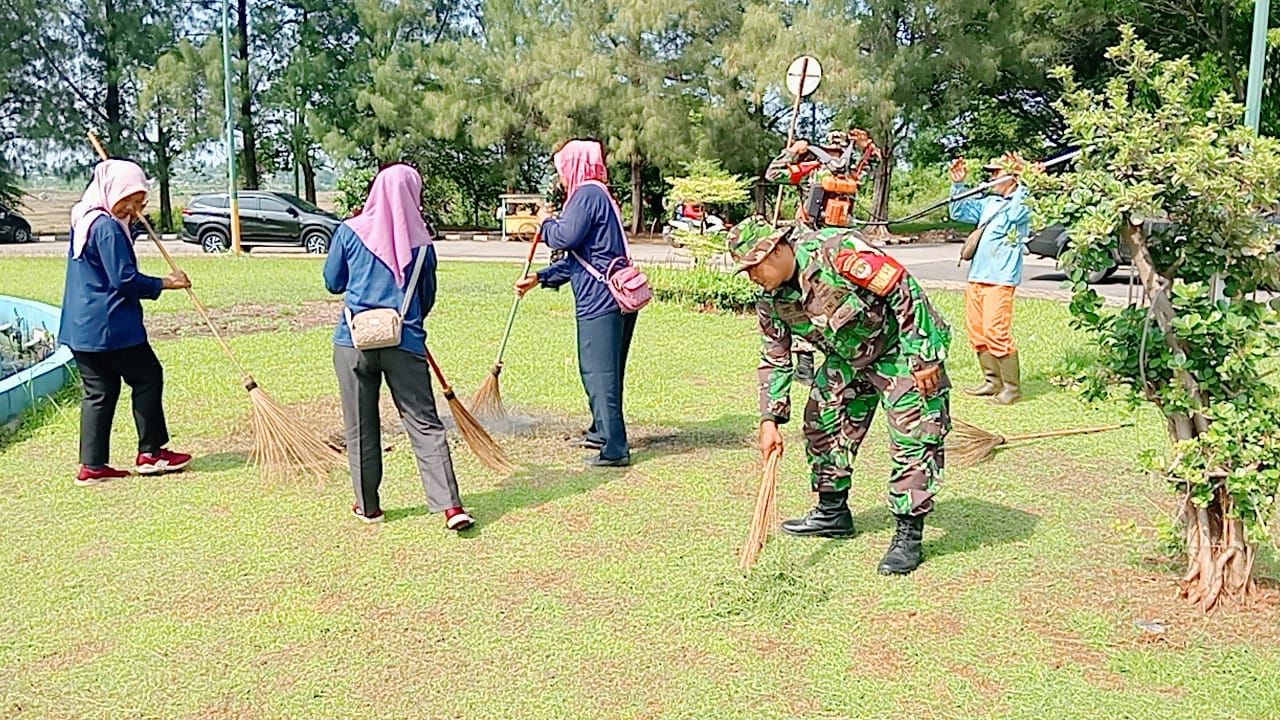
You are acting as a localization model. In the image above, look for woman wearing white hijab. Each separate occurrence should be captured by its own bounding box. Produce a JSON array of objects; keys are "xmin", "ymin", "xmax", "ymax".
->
[{"xmin": 58, "ymin": 160, "xmax": 193, "ymax": 486}]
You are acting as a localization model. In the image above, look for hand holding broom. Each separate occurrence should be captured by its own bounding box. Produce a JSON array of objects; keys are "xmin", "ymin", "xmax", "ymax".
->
[
  {"xmin": 471, "ymin": 230, "xmax": 543, "ymax": 419},
  {"xmin": 87, "ymin": 132, "xmax": 344, "ymax": 481}
]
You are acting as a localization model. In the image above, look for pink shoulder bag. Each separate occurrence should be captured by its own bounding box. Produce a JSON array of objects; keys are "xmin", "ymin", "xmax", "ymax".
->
[{"xmin": 571, "ymin": 182, "xmax": 652, "ymax": 313}]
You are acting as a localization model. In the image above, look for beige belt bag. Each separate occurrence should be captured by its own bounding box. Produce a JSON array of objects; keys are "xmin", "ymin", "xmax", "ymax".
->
[{"xmin": 345, "ymin": 248, "xmax": 428, "ymax": 350}]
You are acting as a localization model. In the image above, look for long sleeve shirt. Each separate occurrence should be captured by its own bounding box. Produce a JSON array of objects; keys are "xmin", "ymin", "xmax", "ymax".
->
[
  {"xmin": 949, "ymin": 183, "xmax": 1033, "ymax": 287},
  {"xmin": 58, "ymin": 214, "xmax": 165, "ymax": 352},
  {"xmin": 755, "ymin": 228, "xmax": 951, "ymax": 424},
  {"xmin": 536, "ymin": 182, "xmax": 627, "ymax": 320},
  {"xmin": 323, "ymin": 224, "xmax": 437, "ymax": 357}
]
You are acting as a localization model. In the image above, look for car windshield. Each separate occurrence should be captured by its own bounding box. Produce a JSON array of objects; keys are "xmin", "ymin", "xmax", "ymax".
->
[{"xmin": 277, "ymin": 193, "xmax": 320, "ymax": 213}]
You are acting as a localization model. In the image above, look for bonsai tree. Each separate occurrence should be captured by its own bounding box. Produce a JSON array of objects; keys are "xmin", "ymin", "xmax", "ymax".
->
[
  {"xmin": 665, "ymin": 159, "xmax": 751, "ymax": 266},
  {"xmin": 1033, "ymin": 26, "xmax": 1280, "ymax": 611}
]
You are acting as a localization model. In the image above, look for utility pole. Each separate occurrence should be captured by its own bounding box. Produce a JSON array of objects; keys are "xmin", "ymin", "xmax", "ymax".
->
[{"xmin": 222, "ymin": 0, "xmax": 243, "ymax": 254}]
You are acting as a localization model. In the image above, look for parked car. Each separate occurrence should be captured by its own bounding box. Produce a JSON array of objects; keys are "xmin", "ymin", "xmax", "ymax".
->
[
  {"xmin": 0, "ymin": 204, "xmax": 33, "ymax": 244},
  {"xmin": 1027, "ymin": 223, "xmax": 1133, "ymax": 284},
  {"xmin": 181, "ymin": 191, "xmax": 340, "ymax": 254}
]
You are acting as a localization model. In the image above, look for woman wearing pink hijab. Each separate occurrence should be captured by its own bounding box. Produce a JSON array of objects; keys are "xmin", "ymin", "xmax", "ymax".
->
[
  {"xmin": 58, "ymin": 159, "xmax": 193, "ymax": 486},
  {"xmin": 516, "ymin": 139, "xmax": 637, "ymax": 467},
  {"xmin": 324, "ymin": 163, "xmax": 473, "ymax": 529}
]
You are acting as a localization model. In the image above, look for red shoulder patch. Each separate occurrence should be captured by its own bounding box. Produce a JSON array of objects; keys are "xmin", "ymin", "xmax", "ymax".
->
[{"xmin": 835, "ymin": 249, "xmax": 905, "ymax": 296}]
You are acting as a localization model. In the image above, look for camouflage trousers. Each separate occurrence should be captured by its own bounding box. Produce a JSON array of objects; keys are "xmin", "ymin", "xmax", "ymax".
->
[{"xmin": 804, "ymin": 353, "xmax": 951, "ymax": 516}]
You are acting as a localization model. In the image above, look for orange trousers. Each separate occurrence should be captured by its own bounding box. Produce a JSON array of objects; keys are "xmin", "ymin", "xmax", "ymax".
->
[{"xmin": 965, "ymin": 282, "xmax": 1017, "ymax": 357}]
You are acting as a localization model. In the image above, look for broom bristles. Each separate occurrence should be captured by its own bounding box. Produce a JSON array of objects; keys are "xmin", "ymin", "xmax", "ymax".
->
[
  {"xmin": 947, "ymin": 418, "xmax": 1007, "ymax": 470},
  {"xmin": 445, "ymin": 389, "xmax": 515, "ymax": 474},
  {"xmin": 739, "ymin": 451, "xmax": 782, "ymax": 570},
  {"xmin": 470, "ymin": 365, "xmax": 507, "ymax": 419},
  {"xmin": 245, "ymin": 383, "xmax": 345, "ymax": 481}
]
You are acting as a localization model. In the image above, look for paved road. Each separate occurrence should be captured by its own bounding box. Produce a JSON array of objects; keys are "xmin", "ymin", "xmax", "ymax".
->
[{"xmin": 2, "ymin": 235, "xmax": 1144, "ymax": 304}]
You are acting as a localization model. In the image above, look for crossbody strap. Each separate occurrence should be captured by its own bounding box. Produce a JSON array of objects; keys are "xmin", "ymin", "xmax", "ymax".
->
[
  {"xmin": 570, "ymin": 180, "xmax": 630, "ymax": 281},
  {"xmin": 397, "ymin": 245, "xmax": 430, "ymax": 317}
]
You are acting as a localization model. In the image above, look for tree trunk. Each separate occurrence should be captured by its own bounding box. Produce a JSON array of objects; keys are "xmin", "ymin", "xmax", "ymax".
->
[
  {"xmin": 155, "ymin": 115, "xmax": 173, "ymax": 232},
  {"xmin": 302, "ymin": 152, "xmax": 317, "ymax": 204},
  {"xmin": 871, "ymin": 133, "xmax": 894, "ymax": 223},
  {"xmin": 629, "ymin": 158, "xmax": 643, "ymax": 235},
  {"xmin": 1119, "ymin": 221, "xmax": 1253, "ymax": 610},
  {"xmin": 102, "ymin": 0, "xmax": 123, "ymax": 149},
  {"xmin": 236, "ymin": 0, "xmax": 260, "ymax": 189}
]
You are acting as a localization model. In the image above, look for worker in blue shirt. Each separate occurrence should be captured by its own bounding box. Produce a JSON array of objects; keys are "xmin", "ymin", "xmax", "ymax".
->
[
  {"xmin": 948, "ymin": 153, "xmax": 1033, "ymax": 405},
  {"xmin": 324, "ymin": 163, "xmax": 473, "ymax": 530},
  {"xmin": 59, "ymin": 160, "xmax": 193, "ymax": 486},
  {"xmin": 516, "ymin": 139, "xmax": 637, "ymax": 467}
]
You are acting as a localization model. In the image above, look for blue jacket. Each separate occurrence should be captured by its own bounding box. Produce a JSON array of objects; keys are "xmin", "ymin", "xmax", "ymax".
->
[
  {"xmin": 323, "ymin": 224, "xmax": 437, "ymax": 357},
  {"xmin": 950, "ymin": 183, "xmax": 1033, "ymax": 287},
  {"xmin": 58, "ymin": 214, "xmax": 164, "ymax": 352},
  {"xmin": 537, "ymin": 183, "xmax": 627, "ymax": 320}
]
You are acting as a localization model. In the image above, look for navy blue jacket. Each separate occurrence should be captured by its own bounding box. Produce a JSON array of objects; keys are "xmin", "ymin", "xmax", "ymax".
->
[
  {"xmin": 58, "ymin": 214, "xmax": 164, "ymax": 352},
  {"xmin": 537, "ymin": 182, "xmax": 627, "ymax": 320},
  {"xmin": 323, "ymin": 224, "xmax": 437, "ymax": 357}
]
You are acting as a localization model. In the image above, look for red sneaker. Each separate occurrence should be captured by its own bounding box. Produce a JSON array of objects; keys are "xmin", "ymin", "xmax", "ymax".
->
[
  {"xmin": 352, "ymin": 503, "xmax": 384, "ymax": 524},
  {"xmin": 75, "ymin": 465, "xmax": 130, "ymax": 486},
  {"xmin": 445, "ymin": 507, "xmax": 474, "ymax": 531},
  {"xmin": 135, "ymin": 449, "xmax": 193, "ymax": 476}
]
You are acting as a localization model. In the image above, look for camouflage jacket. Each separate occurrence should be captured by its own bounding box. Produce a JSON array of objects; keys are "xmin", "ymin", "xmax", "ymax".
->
[{"xmin": 757, "ymin": 228, "xmax": 952, "ymax": 423}]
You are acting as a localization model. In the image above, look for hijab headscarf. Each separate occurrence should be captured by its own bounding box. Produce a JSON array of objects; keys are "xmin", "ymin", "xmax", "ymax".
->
[
  {"xmin": 343, "ymin": 164, "xmax": 434, "ymax": 286},
  {"xmin": 552, "ymin": 140, "xmax": 609, "ymax": 200},
  {"xmin": 70, "ymin": 160, "xmax": 149, "ymax": 259}
]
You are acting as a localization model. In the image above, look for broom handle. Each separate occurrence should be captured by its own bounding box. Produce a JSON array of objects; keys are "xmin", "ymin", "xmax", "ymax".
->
[
  {"xmin": 492, "ymin": 231, "xmax": 543, "ymax": 366},
  {"xmin": 88, "ymin": 132, "xmax": 248, "ymax": 379},
  {"xmin": 1004, "ymin": 424, "xmax": 1129, "ymax": 443},
  {"xmin": 771, "ymin": 58, "xmax": 809, "ymax": 225},
  {"xmin": 424, "ymin": 349, "xmax": 452, "ymax": 393}
]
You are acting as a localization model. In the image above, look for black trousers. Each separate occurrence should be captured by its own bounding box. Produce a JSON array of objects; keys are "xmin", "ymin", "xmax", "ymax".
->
[
  {"xmin": 72, "ymin": 343, "xmax": 169, "ymax": 467},
  {"xmin": 577, "ymin": 311, "xmax": 637, "ymax": 461}
]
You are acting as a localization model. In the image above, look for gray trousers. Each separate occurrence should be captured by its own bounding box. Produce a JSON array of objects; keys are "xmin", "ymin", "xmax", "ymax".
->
[{"xmin": 333, "ymin": 345, "xmax": 463, "ymax": 516}]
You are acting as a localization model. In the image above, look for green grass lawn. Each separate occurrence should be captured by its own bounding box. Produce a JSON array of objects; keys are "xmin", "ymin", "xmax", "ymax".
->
[{"xmin": 2, "ymin": 257, "xmax": 1279, "ymax": 719}]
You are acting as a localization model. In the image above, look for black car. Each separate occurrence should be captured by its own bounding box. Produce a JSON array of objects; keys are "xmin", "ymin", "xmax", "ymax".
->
[
  {"xmin": 181, "ymin": 191, "xmax": 340, "ymax": 254},
  {"xmin": 0, "ymin": 204, "xmax": 33, "ymax": 244},
  {"xmin": 1026, "ymin": 223, "xmax": 1134, "ymax": 283}
]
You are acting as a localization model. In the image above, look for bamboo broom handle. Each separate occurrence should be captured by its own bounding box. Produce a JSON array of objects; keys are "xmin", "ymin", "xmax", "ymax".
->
[
  {"xmin": 493, "ymin": 231, "xmax": 543, "ymax": 366},
  {"xmin": 88, "ymin": 132, "xmax": 248, "ymax": 379},
  {"xmin": 1003, "ymin": 424, "xmax": 1130, "ymax": 443},
  {"xmin": 424, "ymin": 349, "xmax": 454, "ymax": 394}
]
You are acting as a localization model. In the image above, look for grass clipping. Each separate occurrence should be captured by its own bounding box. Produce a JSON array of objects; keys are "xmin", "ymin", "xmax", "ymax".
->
[{"xmin": 739, "ymin": 450, "xmax": 782, "ymax": 570}]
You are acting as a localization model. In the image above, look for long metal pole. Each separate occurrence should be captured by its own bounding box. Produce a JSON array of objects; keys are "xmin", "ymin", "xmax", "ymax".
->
[
  {"xmin": 1245, "ymin": 0, "xmax": 1270, "ymax": 132},
  {"xmin": 222, "ymin": 0, "xmax": 243, "ymax": 255}
]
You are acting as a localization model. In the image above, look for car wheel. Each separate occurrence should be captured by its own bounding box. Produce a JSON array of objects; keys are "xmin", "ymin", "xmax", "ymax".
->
[
  {"xmin": 1087, "ymin": 264, "xmax": 1118, "ymax": 284},
  {"xmin": 201, "ymin": 230, "xmax": 230, "ymax": 254},
  {"xmin": 303, "ymin": 231, "xmax": 330, "ymax": 254},
  {"xmin": 14, "ymin": 227, "xmax": 31, "ymax": 244}
]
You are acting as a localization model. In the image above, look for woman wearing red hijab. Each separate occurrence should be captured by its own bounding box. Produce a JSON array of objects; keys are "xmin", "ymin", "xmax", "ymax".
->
[{"xmin": 516, "ymin": 139, "xmax": 636, "ymax": 467}]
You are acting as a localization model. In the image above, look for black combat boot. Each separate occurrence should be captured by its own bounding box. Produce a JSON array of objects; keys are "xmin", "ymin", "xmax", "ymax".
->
[
  {"xmin": 877, "ymin": 514, "xmax": 925, "ymax": 575},
  {"xmin": 781, "ymin": 490, "xmax": 855, "ymax": 538}
]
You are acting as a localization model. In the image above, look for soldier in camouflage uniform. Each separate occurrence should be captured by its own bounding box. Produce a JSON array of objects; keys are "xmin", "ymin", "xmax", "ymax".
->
[{"xmin": 729, "ymin": 217, "xmax": 952, "ymax": 575}]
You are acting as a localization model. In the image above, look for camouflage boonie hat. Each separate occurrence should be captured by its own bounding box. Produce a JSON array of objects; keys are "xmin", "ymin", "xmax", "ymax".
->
[{"xmin": 727, "ymin": 216, "xmax": 792, "ymax": 272}]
